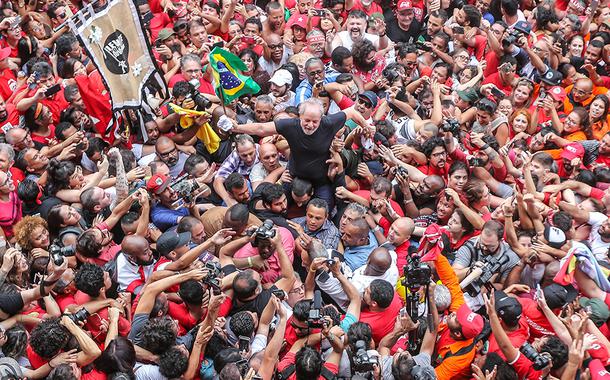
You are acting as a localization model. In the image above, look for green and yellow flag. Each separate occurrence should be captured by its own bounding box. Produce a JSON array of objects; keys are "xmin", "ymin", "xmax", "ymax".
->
[{"xmin": 209, "ymin": 47, "xmax": 260, "ymax": 104}]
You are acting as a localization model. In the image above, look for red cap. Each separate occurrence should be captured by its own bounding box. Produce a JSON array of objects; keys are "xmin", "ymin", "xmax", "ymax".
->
[
  {"xmin": 0, "ymin": 47, "xmax": 11, "ymax": 61},
  {"xmin": 292, "ymin": 15, "xmax": 308, "ymax": 30},
  {"xmin": 456, "ymin": 304, "xmax": 484, "ymax": 339},
  {"xmin": 397, "ymin": 0, "xmax": 413, "ymax": 10},
  {"xmin": 560, "ymin": 142, "xmax": 585, "ymax": 161},
  {"xmin": 146, "ymin": 173, "xmax": 171, "ymax": 194},
  {"xmin": 547, "ymin": 86, "xmax": 566, "ymax": 102}
]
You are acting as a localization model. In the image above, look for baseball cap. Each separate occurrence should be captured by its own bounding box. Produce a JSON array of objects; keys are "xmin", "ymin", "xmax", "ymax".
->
[
  {"xmin": 580, "ymin": 297, "xmax": 610, "ymax": 326},
  {"xmin": 397, "ymin": 0, "xmax": 414, "ymax": 10},
  {"xmin": 456, "ymin": 303, "xmax": 484, "ymax": 339},
  {"xmin": 0, "ymin": 47, "xmax": 11, "ymax": 61},
  {"xmin": 560, "ymin": 142, "xmax": 585, "ymax": 161},
  {"xmin": 494, "ymin": 291, "xmax": 523, "ymax": 325},
  {"xmin": 0, "ymin": 357, "xmax": 23, "ymax": 378},
  {"xmin": 156, "ymin": 28, "xmax": 175, "ymax": 43},
  {"xmin": 269, "ymin": 69, "xmax": 293, "ymax": 87},
  {"xmin": 292, "ymin": 15, "xmax": 308, "ymax": 30},
  {"xmin": 544, "ymin": 225, "xmax": 566, "ymax": 249},
  {"xmin": 543, "ymin": 283, "xmax": 578, "ymax": 309},
  {"xmin": 547, "ymin": 86, "xmax": 566, "ymax": 102},
  {"xmin": 513, "ymin": 21, "xmax": 532, "ymax": 35},
  {"xmin": 457, "ymin": 88, "xmax": 480, "ymax": 103},
  {"xmin": 359, "ymin": 91, "xmax": 378, "ymax": 108},
  {"xmin": 156, "ymin": 230, "xmax": 192, "ymax": 257},
  {"xmin": 540, "ymin": 69, "xmax": 563, "ymax": 86},
  {"xmin": 146, "ymin": 173, "xmax": 171, "ymax": 195}
]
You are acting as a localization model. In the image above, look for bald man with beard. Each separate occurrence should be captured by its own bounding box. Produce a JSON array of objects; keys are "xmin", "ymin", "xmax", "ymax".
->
[
  {"xmin": 315, "ymin": 246, "xmax": 398, "ymax": 310},
  {"xmin": 116, "ymin": 235, "xmax": 156, "ymax": 294}
]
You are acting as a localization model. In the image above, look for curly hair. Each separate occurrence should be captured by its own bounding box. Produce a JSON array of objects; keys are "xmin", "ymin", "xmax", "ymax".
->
[
  {"xmin": 351, "ymin": 38, "xmax": 375, "ymax": 70},
  {"xmin": 13, "ymin": 216, "xmax": 48, "ymax": 253},
  {"xmin": 159, "ymin": 346, "xmax": 188, "ymax": 378},
  {"xmin": 139, "ymin": 316, "xmax": 177, "ymax": 355},
  {"xmin": 29, "ymin": 318, "xmax": 70, "ymax": 359},
  {"xmin": 75, "ymin": 263, "xmax": 105, "ymax": 297}
]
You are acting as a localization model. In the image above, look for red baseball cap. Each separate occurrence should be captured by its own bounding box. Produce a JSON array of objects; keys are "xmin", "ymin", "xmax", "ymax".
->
[
  {"xmin": 456, "ymin": 304, "xmax": 484, "ymax": 339},
  {"xmin": 0, "ymin": 47, "xmax": 11, "ymax": 61},
  {"xmin": 560, "ymin": 142, "xmax": 585, "ymax": 161},
  {"xmin": 397, "ymin": 0, "xmax": 414, "ymax": 10},
  {"xmin": 146, "ymin": 173, "xmax": 171, "ymax": 194},
  {"xmin": 547, "ymin": 86, "xmax": 566, "ymax": 102}
]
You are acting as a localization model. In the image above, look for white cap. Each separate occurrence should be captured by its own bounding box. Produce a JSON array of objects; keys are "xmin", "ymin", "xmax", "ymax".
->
[{"xmin": 269, "ymin": 69, "xmax": 293, "ymax": 87}]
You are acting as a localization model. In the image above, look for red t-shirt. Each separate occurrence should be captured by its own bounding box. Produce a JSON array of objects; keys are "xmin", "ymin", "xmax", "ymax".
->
[
  {"xmin": 509, "ymin": 351, "xmax": 545, "ymax": 380},
  {"xmin": 0, "ymin": 68, "xmax": 16, "ymax": 101},
  {"xmin": 277, "ymin": 351, "xmax": 338, "ymax": 379},
  {"xmin": 487, "ymin": 316, "xmax": 530, "ymax": 358},
  {"xmin": 359, "ymin": 294, "xmax": 403, "ymax": 344},
  {"xmin": 516, "ymin": 298, "xmax": 554, "ymax": 339},
  {"xmin": 350, "ymin": 0, "xmax": 383, "ymax": 16},
  {"xmin": 168, "ymin": 74, "xmax": 215, "ymax": 96},
  {"xmin": 482, "ymin": 72, "xmax": 517, "ymax": 96},
  {"xmin": 31, "ymin": 125, "xmax": 56, "ymax": 146},
  {"xmin": 23, "ymin": 87, "xmax": 70, "ymax": 125},
  {"xmin": 168, "ymin": 301, "xmax": 199, "ymax": 334},
  {"xmin": 0, "ymin": 103, "xmax": 20, "ymax": 134}
]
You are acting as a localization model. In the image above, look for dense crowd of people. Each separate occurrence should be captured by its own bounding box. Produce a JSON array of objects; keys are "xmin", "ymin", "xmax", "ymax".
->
[{"xmin": 0, "ymin": 0, "xmax": 606, "ymax": 377}]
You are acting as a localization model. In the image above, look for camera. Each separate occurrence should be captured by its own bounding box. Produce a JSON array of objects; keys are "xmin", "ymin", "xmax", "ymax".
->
[
  {"xmin": 415, "ymin": 40, "xmax": 432, "ymax": 52},
  {"xmin": 67, "ymin": 308, "xmax": 90, "ymax": 324},
  {"xmin": 441, "ymin": 119, "xmax": 460, "ymax": 135},
  {"xmin": 461, "ymin": 255, "xmax": 509, "ymax": 297},
  {"xmin": 502, "ymin": 29, "xmax": 522, "ymax": 47},
  {"xmin": 396, "ymin": 166, "xmax": 409, "ymax": 178},
  {"xmin": 402, "ymin": 255, "xmax": 431, "ymax": 291},
  {"xmin": 307, "ymin": 290, "xmax": 325, "ymax": 328},
  {"xmin": 352, "ymin": 340, "xmax": 377, "ymax": 372},
  {"xmin": 251, "ymin": 219, "xmax": 276, "ymax": 247},
  {"xmin": 468, "ymin": 157, "xmax": 486, "ymax": 167},
  {"xmin": 203, "ymin": 261, "xmax": 222, "ymax": 294},
  {"xmin": 185, "ymin": 83, "xmax": 212, "ymax": 111},
  {"xmin": 383, "ymin": 68, "xmax": 401, "ymax": 83},
  {"xmin": 49, "ymin": 239, "xmax": 76, "ymax": 266},
  {"xmin": 520, "ymin": 343, "xmax": 551, "ymax": 370},
  {"xmin": 169, "ymin": 174, "xmax": 202, "ymax": 208}
]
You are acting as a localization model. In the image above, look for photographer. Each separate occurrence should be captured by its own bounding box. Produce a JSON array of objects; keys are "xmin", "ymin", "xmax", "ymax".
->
[{"xmin": 220, "ymin": 223, "xmax": 294, "ymax": 285}]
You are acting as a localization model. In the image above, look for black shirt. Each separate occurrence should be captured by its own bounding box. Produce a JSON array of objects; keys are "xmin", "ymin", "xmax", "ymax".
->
[
  {"xmin": 275, "ymin": 112, "xmax": 346, "ymax": 184},
  {"xmin": 385, "ymin": 16, "xmax": 422, "ymax": 44}
]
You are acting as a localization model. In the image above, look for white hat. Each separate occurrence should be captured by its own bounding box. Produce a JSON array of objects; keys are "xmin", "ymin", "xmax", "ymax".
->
[{"xmin": 269, "ymin": 69, "xmax": 293, "ymax": 87}]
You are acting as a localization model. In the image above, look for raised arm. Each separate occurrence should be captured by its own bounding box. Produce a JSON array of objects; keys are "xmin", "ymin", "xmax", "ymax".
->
[{"xmin": 231, "ymin": 121, "xmax": 277, "ymax": 136}]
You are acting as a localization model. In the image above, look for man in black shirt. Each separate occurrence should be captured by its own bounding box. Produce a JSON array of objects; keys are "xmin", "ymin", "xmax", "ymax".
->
[
  {"xmin": 386, "ymin": 0, "xmax": 422, "ymax": 44},
  {"xmin": 231, "ymin": 98, "xmax": 370, "ymax": 210}
]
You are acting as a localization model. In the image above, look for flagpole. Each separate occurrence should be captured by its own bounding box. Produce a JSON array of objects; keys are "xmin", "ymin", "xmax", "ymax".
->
[{"xmin": 218, "ymin": 84, "xmax": 228, "ymax": 116}]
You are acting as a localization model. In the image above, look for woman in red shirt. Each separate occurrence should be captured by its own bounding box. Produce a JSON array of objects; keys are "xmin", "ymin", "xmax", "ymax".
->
[{"xmin": 24, "ymin": 103, "xmax": 55, "ymax": 146}]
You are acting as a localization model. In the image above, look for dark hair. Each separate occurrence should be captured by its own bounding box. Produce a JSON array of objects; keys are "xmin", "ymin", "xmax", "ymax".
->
[
  {"xmin": 95, "ymin": 337, "xmax": 136, "ymax": 378},
  {"xmin": 500, "ymin": 0, "xmax": 518, "ymax": 16},
  {"xmin": 295, "ymin": 346, "xmax": 323, "ymax": 380},
  {"xmin": 243, "ymin": 16, "xmax": 263, "ymax": 32},
  {"xmin": 17, "ymin": 178, "xmax": 40, "ymax": 203},
  {"xmin": 76, "ymin": 229, "xmax": 103, "ymax": 259},
  {"xmin": 159, "ymin": 346, "xmax": 188, "ymax": 378},
  {"xmin": 183, "ymin": 154, "xmax": 207, "ymax": 176},
  {"xmin": 45, "ymin": 159, "xmax": 77, "ymax": 195},
  {"xmin": 483, "ymin": 352, "xmax": 518, "ymax": 380},
  {"xmin": 29, "ymin": 318, "xmax": 69, "ymax": 358},
  {"xmin": 482, "ymin": 220, "xmax": 504, "ymax": 240},
  {"xmin": 351, "ymin": 38, "xmax": 375, "ymax": 69},
  {"xmin": 369, "ymin": 279, "xmax": 394, "ymax": 308},
  {"xmin": 86, "ymin": 137, "xmax": 109, "ymax": 159},
  {"xmin": 204, "ymin": 331, "xmax": 230, "ymax": 360},
  {"xmin": 422, "ymin": 137, "xmax": 446, "ymax": 158},
  {"xmin": 449, "ymin": 160, "xmax": 469, "ymax": 177},
  {"xmin": 346, "ymin": 322, "xmax": 372, "ymax": 353},
  {"xmin": 229, "ymin": 311, "xmax": 255, "ymax": 338},
  {"xmin": 179, "ymin": 280, "xmax": 204, "ymax": 306},
  {"xmin": 232, "ymin": 270, "xmax": 259, "ymax": 301},
  {"xmin": 54, "ymin": 121, "xmax": 75, "ymax": 141},
  {"xmin": 307, "ymin": 198, "xmax": 329, "ymax": 215},
  {"xmin": 551, "ymin": 211, "xmax": 573, "ymax": 231},
  {"xmin": 454, "ymin": 209, "xmax": 475, "ymax": 236},
  {"xmin": 293, "ymin": 299, "xmax": 312, "ymax": 322},
  {"xmin": 2, "ymin": 325, "xmax": 28, "ymax": 360},
  {"xmin": 213, "ymin": 348, "xmax": 242, "ymax": 374},
  {"xmin": 224, "ymin": 172, "xmax": 246, "ymax": 192},
  {"xmin": 331, "ymin": 46, "xmax": 352, "ymax": 67},
  {"xmin": 75, "ymin": 263, "xmax": 105, "ymax": 297},
  {"xmin": 56, "ymin": 33, "xmax": 78, "ymax": 57},
  {"xmin": 477, "ymin": 98, "xmax": 497, "ymax": 114},
  {"xmin": 177, "ymin": 216, "xmax": 202, "ymax": 234},
  {"xmin": 47, "ymin": 364, "xmax": 77, "ymax": 380},
  {"xmin": 172, "ymin": 81, "xmax": 192, "ymax": 98},
  {"xmin": 292, "ymin": 177, "xmax": 313, "ymax": 197},
  {"xmin": 591, "ymin": 94, "xmax": 610, "ymax": 122},
  {"xmin": 392, "ymin": 352, "xmax": 417, "ymax": 380},
  {"xmin": 227, "ymin": 203, "xmax": 249, "ymax": 224},
  {"xmin": 371, "ymin": 177, "xmax": 392, "ymax": 197},
  {"xmin": 59, "ymin": 58, "xmax": 82, "ymax": 79},
  {"xmin": 540, "ymin": 336, "xmax": 568, "ymax": 370},
  {"xmin": 574, "ymin": 170, "xmax": 596, "ymax": 187},
  {"xmin": 140, "ymin": 316, "xmax": 177, "ymax": 354},
  {"xmin": 261, "ymin": 183, "xmax": 284, "ymax": 207},
  {"xmin": 462, "ymin": 4, "xmax": 481, "ymax": 27}
]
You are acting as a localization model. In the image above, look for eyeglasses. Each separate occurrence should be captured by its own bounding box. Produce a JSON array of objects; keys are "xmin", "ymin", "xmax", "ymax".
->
[
  {"xmin": 290, "ymin": 321, "xmax": 310, "ymax": 331},
  {"xmin": 573, "ymin": 87, "xmax": 592, "ymax": 96},
  {"xmin": 14, "ymin": 131, "xmax": 31, "ymax": 147},
  {"xmin": 268, "ymin": 44, "xmax": 283, "ymax": 50},
  {"xmin": 307, "ymin": 69, "xmax": 323, "ymax": 77},
  {"xmin": 58, "ymin": 13, "xmax": 66, "ymax": 19},
  {"xmin": 454, "ymin": 55, "xmax": 469, "ymax": 61},
  {"xmin": 158, "ymin": 148, "xmax": 177, "ymax": 158},
  {"xmin": 358, "ymin": 98, "xmax": 373, "ymax": 108},
  {"xmin": 288, "ymin": 284, "xmax": 305, "ymax": 295},
  {"xmin": 0, "ymin": 171, "xmax": 11, "ymax": 187}
]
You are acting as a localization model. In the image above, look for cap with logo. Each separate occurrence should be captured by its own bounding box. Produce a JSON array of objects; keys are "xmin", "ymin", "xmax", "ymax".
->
[
  {"xmin": 540, "ymin": 69, "xmax": 563, "ymax": 86},
  {"xmin": 547, "ymin": 86, "xmax": 566, "ymax": 102},
  {"xmin": 359, "ymin": 91, "xmax": 379, "ymax": 108},
  {"xmin": 544, "ymin": 225, "xmax": 566, "ymax": 249},
  {"xmin": 156, "ymin": 230, "xmax": 192, "ymax": 257},
  {"xmin": 146, "ymin": 173, "xmax": 172, "ymax": 195},
  {"xmin": 580, "ymin": 297, "xmax": 610, "ymax": 327},
  {"xmin": 560, "ymin": 142, "xmax": 585, "ymax": 161},
  {"xmin": 513, "ymin": 21, "xmax": 532, "ymax": 35},
  {"xmin": 397, "ymin": 0, "xmax": 414, "ymax": 10},
  {"xmin": 543, "ymin": 283, "xmax": 578, "ymax": 309},
  {"xmin": 456, "ymin": 303, "xmax": 484, "ymax": 339}
]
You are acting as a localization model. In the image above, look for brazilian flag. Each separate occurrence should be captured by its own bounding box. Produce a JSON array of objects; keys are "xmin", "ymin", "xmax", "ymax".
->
[{"xmin": 209, "ymin": 47, "xmax": 261, "ymax": 104}]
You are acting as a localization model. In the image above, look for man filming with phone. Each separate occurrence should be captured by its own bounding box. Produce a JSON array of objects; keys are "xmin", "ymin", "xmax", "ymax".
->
[{"xmin": 15, "ymin": 61, "xmax": 69, "ymax": 124}]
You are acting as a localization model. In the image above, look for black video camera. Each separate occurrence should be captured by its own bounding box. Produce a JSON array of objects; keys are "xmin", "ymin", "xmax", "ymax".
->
[
  {"xmin": 49, "ymin": 239, "xmax": 76, "ymax": 266},
  {"xmin": 307, "ymin": 290, "xmax": 325, "ymax": 328},
  {"xmin": 251, "ymin": 219, "xmax": 276, "ymax": 247},
  {"xmin": 463, "ymin": 254, "xmax": 509, "ymax": 297},
  {"xmin": 502, "ymin": 29, "xmax": 522, "ymax": 48},
  {"xmin": 169, "ymin": 174, "xmax": 201, "ymax": 208},
  {"xmin": 415, "ymin": 40, "xmax": 432, "ymax": 52},
  {"xmin": 520, "ymin": 343, "xmax": 551, "ymax": 370},
  {"xmin": 185, "ymin": 83, "xmax": 212, "ymax": 111},
  {"xmin": 352, "ymin": 340, "xmax": 377, "ymax": 372},
  {"xmin": 442, "ymin": 119, "xmax": 460, "ymax": 136},
  {"xmin": 203, "ymin": 261, "xmax": 222, "ymax": 295},
  {"xmin": 402, "ymin": 255, "xmax": 431, "ymax": 291}
]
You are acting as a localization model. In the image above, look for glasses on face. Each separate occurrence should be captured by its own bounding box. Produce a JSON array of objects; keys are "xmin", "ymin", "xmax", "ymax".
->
[
  {"xmin": 268, "ymin": 44, "xmax": 283, "ymax": 50},
  {"xmin": 14, "ymin": 131, "xmax": 31, "ymax": 147},
  {"xmin": 159, "ymin": 148, "xmax": 177, "ymax": 158},
  {"xmin": 573, "ymin": 87, "xmax": 591, "ymax": 96},
  {"xmin": 455, "ymin": 55, "xmax": 469, "ymax": 61},
  {"xmin": 290, "ymin": 321, "xmax": 310, "ymax": 331},
  {"xmin": 288, "ymin": 284, "xmax": 305, "ymax": 295},
  {"xmin": 358, "ymin": 98, "xmax": 373, "ymax": 108},
  {"xmin": 307, "ymin": 69, "xmax": 323, "ymax": 77}
]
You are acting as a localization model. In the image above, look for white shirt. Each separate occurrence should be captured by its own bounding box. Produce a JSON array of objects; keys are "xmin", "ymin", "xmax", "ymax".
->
[
  {"xmin": 588, "ymin": 212, "xmax": 610, "ymax": 262},
  {"xmin": 335, "ymin": 31, "xmax": 380, "ymax": 51}
]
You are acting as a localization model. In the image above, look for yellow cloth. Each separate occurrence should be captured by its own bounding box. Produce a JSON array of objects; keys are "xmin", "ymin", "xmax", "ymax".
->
[{"xmin": 169, "ymin": 103, "xmax": 220, "ymax": 154}]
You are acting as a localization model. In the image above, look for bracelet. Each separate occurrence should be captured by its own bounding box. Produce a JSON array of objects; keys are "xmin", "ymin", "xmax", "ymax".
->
[{"xmin": 247, "ymin": 256, "xmax": 253, "ymax": 267}]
